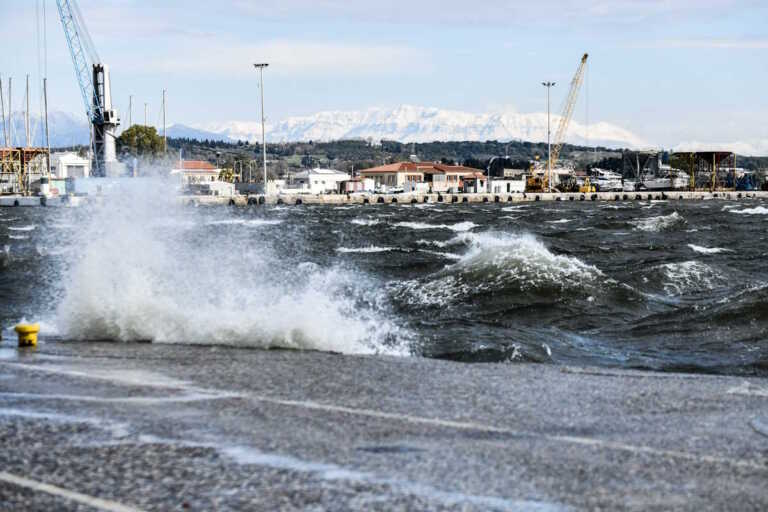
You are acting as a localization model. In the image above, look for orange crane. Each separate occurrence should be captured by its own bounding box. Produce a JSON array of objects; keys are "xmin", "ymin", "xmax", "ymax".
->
[{"xmin": 548, "ymin": 53, "xmax": 589, "ymax": 171}]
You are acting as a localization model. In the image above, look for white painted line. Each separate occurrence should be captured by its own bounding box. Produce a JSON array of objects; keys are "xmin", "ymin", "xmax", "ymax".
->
[
  {"xmin": 0, "ymin": 471, "xmax": 145, "ymax": 512},
  {"xmin": 247, "ymin": 395, "xmax": 768, "ymax": 471}
]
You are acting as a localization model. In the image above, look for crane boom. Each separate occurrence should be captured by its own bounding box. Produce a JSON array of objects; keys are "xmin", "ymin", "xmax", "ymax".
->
[
  {"xmin": 56, "ymin": 0, "xmax": 120, "ymax": 177},
  {"xmin": 55, "ymin": 0, "xmax": 103, "ymax": 123},
  {"xmin": 549, "ymin": 53, "xmax": 588, "ymax": 169}
]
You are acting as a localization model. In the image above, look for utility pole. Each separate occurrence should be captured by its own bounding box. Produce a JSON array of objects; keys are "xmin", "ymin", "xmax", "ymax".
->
[
  {"xmin": 0, "ymin": 74, "xmax": 7, "ymax": 147},
  {"xmin": 254, "ymin": 63, "xmax": 269, "ymax": 194},
  {"xmin": 8, "ymin": 77, "xmax": 12, "ymax": 146},
  {"xmin": 43, "ymin": 78, "xmax": 51, "ymax": 177},
  {"xmin": 542, "ymin": 81, "xmax": 556, "ymax": 192},
  {"xmin": 25, "ymin": 74, "xmax": 30, "ymax": 147},
  {"xmin": 162, "ymin": 89, "xmax": 167, "ymax": 151},
  {"xmin": 144, "ymin": 103, "xmax": 148, "ymax": 127},
  {"xmin": 128, "ymin": 95, "xmax": 132, "ymax": 128}
]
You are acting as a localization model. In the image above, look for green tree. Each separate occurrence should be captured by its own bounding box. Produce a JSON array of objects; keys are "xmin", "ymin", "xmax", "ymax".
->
[{"xmin": 117, "ymin": 125, "xmax": 164, "ymax": 159}]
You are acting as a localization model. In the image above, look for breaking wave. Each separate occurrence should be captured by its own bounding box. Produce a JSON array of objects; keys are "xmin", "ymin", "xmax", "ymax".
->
[
  {"xmin": 350, "ymin": 218, "xmax": 380, "ymax": 226},
  {"xmin": 630, "ymin": 211, "xmax": 686, "ymax": 232},
  {"xmin": 656, "ymin": 260, "xmax": 726, "ymax": 296},
  {"xmin": 688, "ymin": 244, "xmax": 732, "ymax": 255},
  {"xmin": 393, "ymin": 232, "xmax": 603, "ymax": 307},
  {"xmin": 337, "ymin": 246, "xmax": 394, "ymax": 254},
  {"xmin": 394, "ymin": 221, "xmax": 477, "ymax": 232},
  {"xmin": 730, "ymin": 206, "xmax": 768, "ymax": 215},
  {"xmin": 51, "ymin": 180, "xmax": 409, "ymax": 355}
]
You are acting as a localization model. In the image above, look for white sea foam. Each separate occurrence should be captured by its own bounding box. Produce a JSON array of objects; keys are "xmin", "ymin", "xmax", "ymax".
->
[
  {"xmin": 205, "ymin": 219, "xmax": 282, "ymax": 226},
  {"xmin": 337, "ymin": 246, "xmax": 393, "ymax": 254},
  {"xmin": 396, "ymin": 232, "xmax": 602, "ymax": 306},
  {"xmin": 52, "ymin": 179, "xmax": 408, "ymax": 355},
  {"xmin": 394, "ymin": 221, "xmax": 477, "ymax": 232},
  {"xmin": 630, "ymin": 211, "xmax": 686, "ymax": 232},
  {"xmin": 730, "ymin": 206, "xmax": 768, "ymax": 215},
  {"xmin": 546, "ymin": 218, "xmax": 572, "ymax": 224},
  {"xmin": 350, "ymin": 218, "xmax": 380, "ymax": 226},
  {"xmin": 8, "ymin": 225, "xmax": 36, "ymax": 232},
  {"xmin": 658, "ymin": 260, "xmax": 724, "ymax": 295},
  {"xmin": 8, "ymin": 235, "xmax": 28, "ymax": 240},
  {"xmin": 688, "ymin": 244, "xmax": 733, "ymax": 255}
]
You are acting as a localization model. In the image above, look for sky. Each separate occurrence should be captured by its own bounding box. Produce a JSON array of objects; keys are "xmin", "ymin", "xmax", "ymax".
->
[{"xmin": 1, "ymin": 0, "xmax": 767, "ymax": 152}]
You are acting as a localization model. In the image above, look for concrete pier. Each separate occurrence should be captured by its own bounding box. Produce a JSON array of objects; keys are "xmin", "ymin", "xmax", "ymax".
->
[
  {"xmin": 0, "ymin": 342, "xmax": 766, "ymax": 510},
  {"xmin": 181, "ymin": 190, "xmax": 768, "ymax": 207}
]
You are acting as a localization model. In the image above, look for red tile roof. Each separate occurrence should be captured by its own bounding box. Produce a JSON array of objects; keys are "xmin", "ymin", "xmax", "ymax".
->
[
  {"xmin": 360, "ymin": 162, "xmax": 482, "ymax": 175},
  {"xmin": 180, "ymin": 160, "xmax": 217, "ymax": 170}
]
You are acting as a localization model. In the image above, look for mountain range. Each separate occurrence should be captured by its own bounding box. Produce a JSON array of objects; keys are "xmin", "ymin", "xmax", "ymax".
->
[{"xmin": 5, "ymin": 106, "xmax": 766, "ymax": 156}]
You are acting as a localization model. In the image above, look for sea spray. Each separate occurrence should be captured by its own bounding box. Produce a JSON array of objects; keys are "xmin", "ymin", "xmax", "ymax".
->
[{"xmin": 52, "ymin": 178, "xmax": 409, "ymax": 354}]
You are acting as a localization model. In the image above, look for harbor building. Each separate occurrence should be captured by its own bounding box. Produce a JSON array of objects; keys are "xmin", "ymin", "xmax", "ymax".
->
[
  {"xmin": 173, "ymin": 160, "xmax": 222, "ymax": 184},
  {"xmin": 50, "ymin": 152, "xmax": 90, "ymax": 179},
  {"xmin": 359, "ymin": 162, "xmax": 482, "ymax": 193},
  {"xmin": 291, "ymin": 168, "xmax": 350, "ymax": 194}
]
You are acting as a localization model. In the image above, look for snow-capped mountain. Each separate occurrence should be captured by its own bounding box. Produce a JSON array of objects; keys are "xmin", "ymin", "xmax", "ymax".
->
[
  {"xmin": 198, "ymin": 105, "xmax": 649, "ymax": 149},
  {"xmin": 3, "ymin": 111, "xmax": 91, "ymax": 147}
]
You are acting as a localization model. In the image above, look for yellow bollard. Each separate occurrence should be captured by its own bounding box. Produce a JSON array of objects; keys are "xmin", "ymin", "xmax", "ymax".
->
[{"xmin": 15, "ymin": 323, "xmax": 40, "ymax": 347}]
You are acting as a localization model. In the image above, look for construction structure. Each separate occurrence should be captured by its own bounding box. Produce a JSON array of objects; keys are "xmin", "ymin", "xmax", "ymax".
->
[
  {"xmin": 671, "ymin": 151, "xmax": 737, "ymax": 191},
  {"xmin": 528, "ymin": 53, "xmax": 589, "ymax": 192},
  {"xmin": 0, "ymin": 147, "xmax": 50, "ymax": 195},
  {"xmin": 56, "ymin": 0, "xmax": 121, "ymax": 177}
]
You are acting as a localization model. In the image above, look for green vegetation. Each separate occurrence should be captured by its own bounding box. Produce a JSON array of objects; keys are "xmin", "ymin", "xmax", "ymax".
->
[{"xmin": 117, "ymin": 125, "xmax": 165, "ymax": 159}]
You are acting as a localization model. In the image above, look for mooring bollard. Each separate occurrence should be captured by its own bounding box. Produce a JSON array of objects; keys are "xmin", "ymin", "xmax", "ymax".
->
[{"xmin": 15, "ymin": 323, "xmax": 40, "ymax": 347}]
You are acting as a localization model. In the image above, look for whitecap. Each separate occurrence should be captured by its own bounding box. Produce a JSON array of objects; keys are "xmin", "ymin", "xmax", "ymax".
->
[
  {"xmin": 394, "ymin": 221, "xmax": 477, "ymax": 232},
  {"xmin": 206, "ymin": 219, "xmax": 282, "ymax": 226},
  {"xmin": 688, "ymin": 244, "xmax": 732, "ymax": 255},
  {"xmin": 630, "ymin": 212, "xmax": 685, "ymax": 232},
  {"xmin": 8, "ymin": 225, "xmax": 36, "ymax": 232},
  {"xmin": 336, "ymin": 246, "xmax": 394, "ymax": 254},
  {"xmin": 350, "ymin": 218, "xmax": 380, "ymax": 226},
  {"xmin": 730, "ymin": 206, "xmax": 768, "ymax": 215}
]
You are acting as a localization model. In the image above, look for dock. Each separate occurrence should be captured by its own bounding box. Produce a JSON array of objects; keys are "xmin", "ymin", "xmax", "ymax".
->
[
  {"xmin": 181, "ymin": 190, "xmax": 768, "ymax": 207},
  {"xmin": 0, "ymin": 341, "xmax": 766, "ymax": 510}
]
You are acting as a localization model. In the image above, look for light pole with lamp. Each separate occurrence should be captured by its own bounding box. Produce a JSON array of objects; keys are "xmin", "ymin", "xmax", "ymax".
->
[
  {"xmin": 254, "ymin": 63, "xmax": 269, "ymax": 195},
  {"xmin": 542, "ymin": 81, "xmax": 555, "ymax": 192}
]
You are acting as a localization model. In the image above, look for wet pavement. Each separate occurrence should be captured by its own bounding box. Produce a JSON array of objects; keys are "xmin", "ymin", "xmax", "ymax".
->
[{"xmin": 0, "ymin": 341, "xmax": 767, "ymax": 511}]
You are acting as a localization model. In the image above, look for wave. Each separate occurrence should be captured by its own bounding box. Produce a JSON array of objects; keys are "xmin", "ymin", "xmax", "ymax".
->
[
  {"xmin": 394, "ymin": 221, "xmax": 477, "ymax": 232},
  {"xmin": 630, "ymin": 212, "xmax": 686, "ymax": 232},
  {"xmin": 8, "ymin": 225, "xmax": 36, "ymax": 232},
  {"xmin": 656, "ymin": 260, "xmax": 725, "ymax": 296},
  {"xmin": 546, "ymin": 219, "xmax": 572, "ymax": 224},
  {"xmin": 730, "ymin": 206, "xmax": 768, "ymax": 215},
  {"xmin": 205, "ymin": 219, "xmax": 282, "ymax": 226},
  {"xmin": 52, "ymin": 180, "xmax": 409, "ymax": 356},
  {"xmin": 688, "ymin": 244, "xmax": 732, "ymax": 255},
  {"xmin": 337, "ymin": 246, "xmax": 393, "ymax": 254},
  {"xmin": 393, "ymin": 232, "xmax": 602, "ymax": 306},
  {"xmin": 350, "ymin": 218, "xmax": 380, "ymax": 226},
  {"xmin": 8, "ymin": 235, "xmax": 28, "ymax": 240}
]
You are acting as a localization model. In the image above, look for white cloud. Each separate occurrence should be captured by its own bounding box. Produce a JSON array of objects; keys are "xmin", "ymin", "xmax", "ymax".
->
[
  {"xmin": 232, "ymin": 0, "xmax": 758, "ymax": 26},
  {"xmin": 130, "ymin": 40, "xmax": 427, "ymax": 76},
  {"xmin": 637, "ymin": 38, "xmax": 768, "ymax": 49}
]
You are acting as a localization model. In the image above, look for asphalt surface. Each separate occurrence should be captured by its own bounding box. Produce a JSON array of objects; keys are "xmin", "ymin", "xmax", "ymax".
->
[{"xmin": 0, "ymin": 341, "xmax": 767, "ymax": 511}]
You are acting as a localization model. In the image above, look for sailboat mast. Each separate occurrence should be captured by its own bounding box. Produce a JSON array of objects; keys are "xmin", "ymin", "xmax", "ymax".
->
[{"xmin": 0, "ymin": 75, "xmax": 7, "ymax": 147}]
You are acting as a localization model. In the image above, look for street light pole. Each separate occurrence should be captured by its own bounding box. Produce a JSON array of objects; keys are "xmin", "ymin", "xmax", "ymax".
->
[
  {"xmin": 254, "ymin": 63, "xmax": 269, "ymax": 195},
  {"xmin": 542, "ymin": 81, "xmax": 556, "ymax": 192}
]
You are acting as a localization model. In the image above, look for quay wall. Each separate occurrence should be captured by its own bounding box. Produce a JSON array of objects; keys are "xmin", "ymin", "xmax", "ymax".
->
[{"xmin": 180, "ymin": 190, "xmax": 768, "ymax": 207}]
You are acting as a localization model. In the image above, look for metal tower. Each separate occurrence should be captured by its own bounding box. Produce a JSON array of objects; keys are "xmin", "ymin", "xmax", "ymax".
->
[{"xmin": 56, "ymin": 0, "xmax": 120, "ymax": 177}]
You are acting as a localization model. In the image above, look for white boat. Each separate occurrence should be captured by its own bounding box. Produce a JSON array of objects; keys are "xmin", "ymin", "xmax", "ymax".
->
[
  {"xmin": 591, "ymin": 168, "xmax": 623, "ymax": 192},
  {"xmin": 639, "ymin": 176, "xmax": 672, "ymax": 191},
  {"xmin": 623, "ymin": 180, "xmax": 638, "ymax": 192}
]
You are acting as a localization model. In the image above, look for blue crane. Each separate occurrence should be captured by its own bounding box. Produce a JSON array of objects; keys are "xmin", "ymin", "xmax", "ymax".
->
[{"xmin": 55, "ymin": 0, "xmax": 120, "ymax": 177}]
